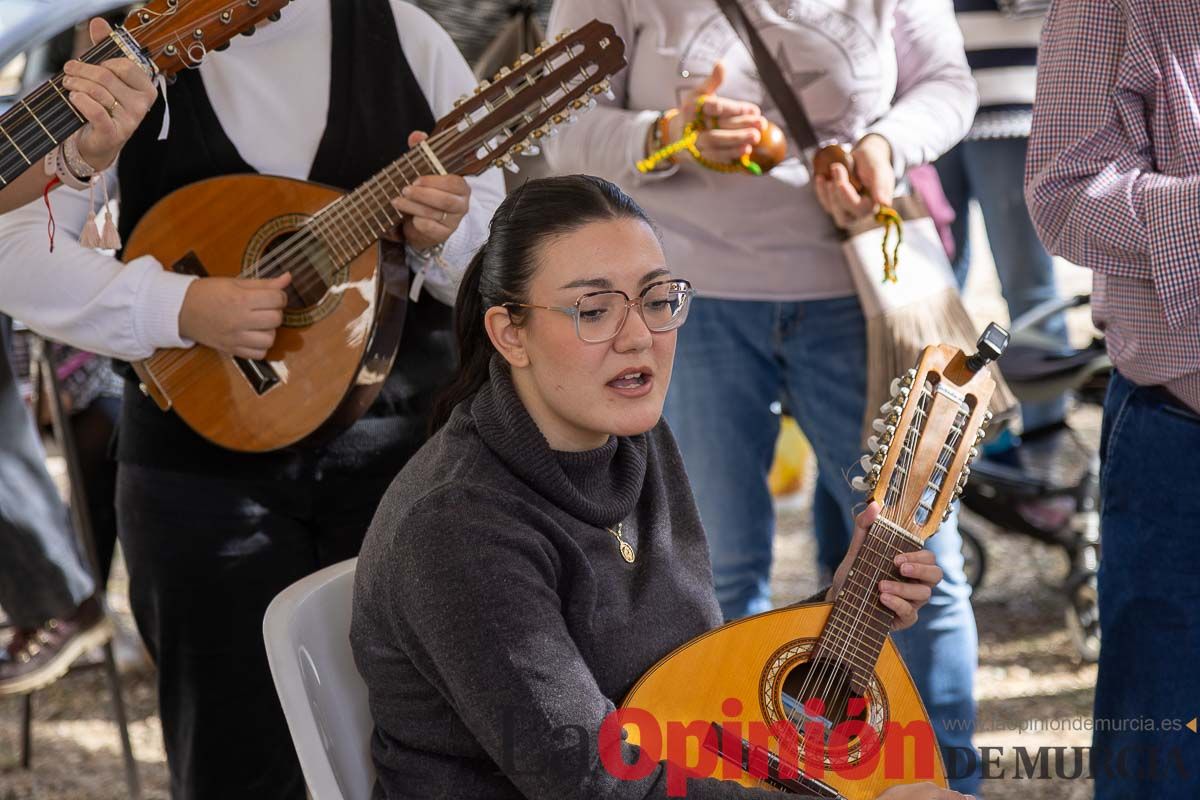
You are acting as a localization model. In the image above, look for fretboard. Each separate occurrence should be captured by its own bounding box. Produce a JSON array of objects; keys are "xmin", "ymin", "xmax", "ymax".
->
[
  {"xmin": 815, "ymin": 519, "xmax": 924, "ymax": 693},
  {"xmin": 307, "ymin": 143, "xmax": 447, "ymax": 265},
  {"xmin": 0, "ymin": 36, "xmax": 129, "ymax": 188}
]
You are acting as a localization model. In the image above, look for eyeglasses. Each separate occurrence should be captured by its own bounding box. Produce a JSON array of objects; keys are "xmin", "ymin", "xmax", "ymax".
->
[{"xmin": 504, "ymin": 279, "xmax": 696, "ymax": 343}]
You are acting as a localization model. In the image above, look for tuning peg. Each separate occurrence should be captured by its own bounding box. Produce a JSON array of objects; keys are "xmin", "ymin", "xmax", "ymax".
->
[
  {"xmin": 267, "ymin": 10, "xmax": 282, "ymax": 21},
  {"xmin": 867, "ymin": 435, "xmax": 880, "ymax": 452},
  {"xmin": 500, "ymin": 156, "xmax": 519, "ymax": 173},
  {"xmin": 241, "ymin": 25, "xmax": 255, "ymax": 36},
  {"xmin": 851, "ymin": 476, "xmax": 870, "ymax": 492},
  {"xmin": 984, "ymin": 410, "xmax": 994, "ymax": 424},
  {"xmin": 879, "ymin": 401, "xmax": 894, "ymax": 416},
  {"xmin": 942, "ymin": 505, "xmax": 954, "ymax": 523},
  {"xmin": 890, "ymin": 378, "xmax": 902, "ymax": 396},
  {"xmin": 872, "ymin": 418, "xmax": 886, "ymax": 434},
  {"xmin": 872, "ymin": 445, "xmax": 889, "ymax": 462},
  {"xmin": 859, "ymin": 455, "xmax": 874, "ymax": 474},
  {"xmin": 215, "ymin": 41, "xmax": 230, "ymax": 52},
  {"xmin": 967, "ymin": 447, "xmax": 979, "ymax": 462},
  {"xmin": 960, "ymin": 465, "xmax": 971, "ymax": 483},
  {"xmin": 975, "ymin": 427, "xmax": 987, "ymax": 443},
  {"xmin": 515, "ymin": 53, "xmax": 533, "ymax": 68},
  {"xmin": 556, "ymin": 29, "xmax": 573, "ymax": 41}
]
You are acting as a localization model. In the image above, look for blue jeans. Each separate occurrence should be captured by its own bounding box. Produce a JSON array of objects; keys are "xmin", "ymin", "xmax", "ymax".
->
[
  {"xmin": 936, "ymin": 137, "xmax": 1069, "ymax": 433},
  {"xmin": 665, "ymin": 295, "xmax": 979, "ymax": 794},
  {"xmin": 1093, "ymin": 372, "xmax": 1200, "ymax": 799}
]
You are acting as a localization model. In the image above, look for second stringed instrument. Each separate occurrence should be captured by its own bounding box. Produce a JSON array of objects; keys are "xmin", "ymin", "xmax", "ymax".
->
[
  {"xmin": 0, "ymin": 0, "xmax": 290, "ymax": 188},
  {"xmin": 123, "ymin": 21, "xmax": 626, "ymax": 452},
  {"xmin": 621, "ymin": 325, "xmax": 1010, "ymax": 798}
]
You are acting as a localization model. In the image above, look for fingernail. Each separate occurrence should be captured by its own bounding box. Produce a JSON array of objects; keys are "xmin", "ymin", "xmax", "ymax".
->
[
  {"xmin": 900, "ymin": 563, "xmax": 914, "ymax": 576},
  {"xmin": 402, "ymin": 186, "xmax": 411, "ymax": 196}
]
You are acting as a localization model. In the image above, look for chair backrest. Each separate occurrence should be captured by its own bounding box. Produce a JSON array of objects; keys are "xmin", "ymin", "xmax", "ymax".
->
[{"xmin": 263, "ymin": 558, "xmax": 375, "ymax": 800}]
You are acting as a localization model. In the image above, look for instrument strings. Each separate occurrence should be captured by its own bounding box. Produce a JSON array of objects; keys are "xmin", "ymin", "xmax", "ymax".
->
[
  {"xmin": 0, "ymin": 1, "xmax": 282, "ymax": 180},
  {"xmin": 785, "ymin": 382, "xmax": 936, "ymax": 748}
]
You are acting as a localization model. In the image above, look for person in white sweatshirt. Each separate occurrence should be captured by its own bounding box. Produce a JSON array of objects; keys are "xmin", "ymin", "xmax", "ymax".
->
[{"xmin": 543, "ymin": 0, "xmax": 982, "ymax": 793}]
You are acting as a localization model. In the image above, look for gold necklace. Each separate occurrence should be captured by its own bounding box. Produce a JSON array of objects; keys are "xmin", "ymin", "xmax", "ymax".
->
[{"xmin": 607, "ymin": 522, "xmax": 636, "ymax": 563}]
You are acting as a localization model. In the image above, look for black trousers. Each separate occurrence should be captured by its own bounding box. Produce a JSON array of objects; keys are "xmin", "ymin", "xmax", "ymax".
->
[{"xmin": 117, "ymin": 462, "xmax": 395, "ymax": 799}]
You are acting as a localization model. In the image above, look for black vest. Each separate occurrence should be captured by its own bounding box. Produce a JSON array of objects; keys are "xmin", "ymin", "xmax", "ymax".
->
[{"xmin": 116, "ymin": 0, "xmax": 454, "ymax": 479}]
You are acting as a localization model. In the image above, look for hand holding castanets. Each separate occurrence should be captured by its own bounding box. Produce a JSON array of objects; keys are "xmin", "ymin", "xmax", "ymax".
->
[
  {"xmin": 666, "ymin": 61, "xmax": 768, "ymax": 164},
  {"xmin": 641, "ymin": 61, "xmax": 787, "ymax": 174},
  {"xmin": 812, "ymin": 134, "xmax": 896, "ymax": 228}
]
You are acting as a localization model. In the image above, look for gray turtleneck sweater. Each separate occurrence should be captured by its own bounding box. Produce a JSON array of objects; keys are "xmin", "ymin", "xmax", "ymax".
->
[{"xmin": 351, "ymin": 359, "xmax": 800, "ymax": 799}]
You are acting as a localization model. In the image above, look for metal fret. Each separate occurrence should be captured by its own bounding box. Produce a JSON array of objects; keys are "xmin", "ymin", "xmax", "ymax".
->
[
  {"xmin": 19, "ymin": 98, "xmax": 57, "ymax": 145},
  {"xmin": 0, "ymin": 122, "xmax": 31, "ymax": 165},
  {"xmin": 49, "ymin": 78, "xmax": 86, "ymax": 124}
]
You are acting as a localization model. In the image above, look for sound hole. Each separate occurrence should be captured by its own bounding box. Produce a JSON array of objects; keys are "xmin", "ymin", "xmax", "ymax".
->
[
  {"xmin": 259, "ymin": 231, "xmax": 337, "ymax": 311},
  {"xmin": 780, "ymin": 658, "xmax": 870, "ymax": 752}
]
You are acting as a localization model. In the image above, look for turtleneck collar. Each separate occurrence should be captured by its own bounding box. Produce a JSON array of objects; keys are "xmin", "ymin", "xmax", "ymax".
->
[{"xmin": 468, "ymin": 357, "xmax": 648, "ymax": 527}]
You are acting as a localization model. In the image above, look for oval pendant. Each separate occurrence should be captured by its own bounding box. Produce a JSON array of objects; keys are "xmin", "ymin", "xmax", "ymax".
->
[{"xmin": 619, "ymin": 541, "xmax": 636, "ymax": 563}]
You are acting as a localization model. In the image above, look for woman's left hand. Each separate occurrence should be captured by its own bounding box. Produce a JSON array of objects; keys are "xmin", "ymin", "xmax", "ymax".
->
[
  {"xmin": 825, "ymin": 502, "xmax": 943, "ymax": 631},
  {"xmin": 389, "ymin": 131, "xmax": 471, "ymax": 251},
  {"xmin": 812, "ymin": 133, "xmax": 896, "ymax": 229}
]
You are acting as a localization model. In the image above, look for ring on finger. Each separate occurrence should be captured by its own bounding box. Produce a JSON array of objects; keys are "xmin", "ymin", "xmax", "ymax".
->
[
  {"xmin": 438, "ymin": 210, "xmax": 448, "ymax": 224},
  {"xmin": 107, "ymin": 99, "xmax": 120, "ymax": 117}
]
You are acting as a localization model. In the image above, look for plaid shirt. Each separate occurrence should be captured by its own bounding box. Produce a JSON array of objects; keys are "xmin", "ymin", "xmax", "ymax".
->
[{"xmin": 1026, "ymin": 0, "xmax": 1200, "ymax": 414}]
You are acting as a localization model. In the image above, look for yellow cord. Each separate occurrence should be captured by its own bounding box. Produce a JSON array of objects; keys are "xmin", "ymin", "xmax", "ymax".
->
[
  {"xmin": 636, "ymin": 95, "xmax": 764, "ymax": 176},
  {"xmin": 876, "ymin": 205, "xmax": 903, "ymax": 283}
]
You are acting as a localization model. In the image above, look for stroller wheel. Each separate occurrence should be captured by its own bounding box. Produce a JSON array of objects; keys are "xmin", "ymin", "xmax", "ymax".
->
[
  {"xmin": 1065, "ymin": 572, "xmax": 1101, "ymax": 663},
  {"xmin": 959, "ymin": 524, "xmax": 987, "ymax": 591}
]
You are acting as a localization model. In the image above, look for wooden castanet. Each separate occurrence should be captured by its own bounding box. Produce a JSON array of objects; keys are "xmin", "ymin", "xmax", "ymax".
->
[
  {"xmin": 125, "ymin": 174, "xmax": 391, "ymax": 452},
  {"xmin": 621, "ymin": 601, "xmax": 947, "ymax": 798}
]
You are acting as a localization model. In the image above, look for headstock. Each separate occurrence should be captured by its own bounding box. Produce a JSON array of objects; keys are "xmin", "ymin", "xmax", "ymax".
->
[
  {"xmin": 121, "ymin": 0, "xmax": 291, "ymax": 75},
  {"xmin": 851, "ymin": 323, "xmax": 1010, "ymax": 540},
  {"xmin": 427, "ymin": 20, "xmax": 627, "ymax": 176}
]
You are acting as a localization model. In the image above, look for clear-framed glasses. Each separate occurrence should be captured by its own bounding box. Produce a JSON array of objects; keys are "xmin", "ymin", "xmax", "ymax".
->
[{"xmin": 504, "ymin": 279, "xmax": 696, "ymax": 344}]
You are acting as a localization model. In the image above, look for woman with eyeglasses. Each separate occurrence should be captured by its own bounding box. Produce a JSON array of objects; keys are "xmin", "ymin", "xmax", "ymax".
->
[{"xmin": 350, "ymin": 175, "xmax": 964, "ymax": 800}]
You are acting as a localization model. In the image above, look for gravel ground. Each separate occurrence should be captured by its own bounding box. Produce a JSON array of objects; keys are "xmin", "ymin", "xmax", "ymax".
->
[{"xmin": 0, "ymin": 212, "xmax": 1103, "ymax": 799}]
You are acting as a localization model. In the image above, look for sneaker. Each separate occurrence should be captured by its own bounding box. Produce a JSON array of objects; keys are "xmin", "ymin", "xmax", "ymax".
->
[{"xmin": 0, "ymin": 596, "xmax": 114, "ymax": 696}]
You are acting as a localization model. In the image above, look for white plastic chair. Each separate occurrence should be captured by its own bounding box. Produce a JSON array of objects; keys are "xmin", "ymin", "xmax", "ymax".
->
[{"xmin": 263, "ymin": 558, "xmax": 376, "ymax": 800}]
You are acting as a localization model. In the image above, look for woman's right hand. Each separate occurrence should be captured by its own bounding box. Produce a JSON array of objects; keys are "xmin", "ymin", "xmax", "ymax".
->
[
  {"xmin": 877, "ymin": 783, "xmax": 974, "ymax": 800},
  {"xmin": 178, "ymin": 274, "xmax": 292, "ymax": 360},
  {"xmin": 666, "ymin": 61, "xmax": 767, "ymax": 164}
]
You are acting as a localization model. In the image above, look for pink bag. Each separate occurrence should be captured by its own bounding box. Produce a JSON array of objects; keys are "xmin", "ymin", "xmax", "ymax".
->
[{"xmin": 905, "ymin": 163, "xmax": 957, "ymax": 262}]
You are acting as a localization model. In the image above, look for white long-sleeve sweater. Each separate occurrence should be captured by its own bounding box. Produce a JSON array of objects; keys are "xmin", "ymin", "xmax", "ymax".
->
[
  {"xmin": 544, "ymin": 0, "xmax": 977, "ymax": 302},
  {"xmin": 0, "ymin": 0, "xmax": 505, "ymax": 361}
]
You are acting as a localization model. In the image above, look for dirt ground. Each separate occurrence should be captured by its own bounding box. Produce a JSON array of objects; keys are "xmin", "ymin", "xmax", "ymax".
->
[{"xmin": 0, "ymin": 217, "xmax": 1103, "ymax": 799}]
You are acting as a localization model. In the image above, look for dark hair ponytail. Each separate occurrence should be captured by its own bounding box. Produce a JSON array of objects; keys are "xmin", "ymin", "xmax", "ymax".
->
[{"xmin": 430, "ymin": 175, "xmax": 653, "ymax": 431}]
